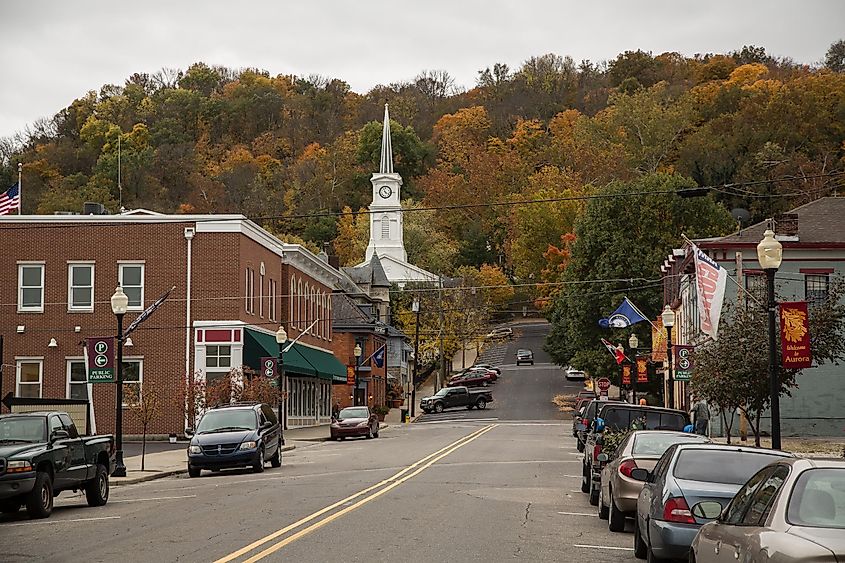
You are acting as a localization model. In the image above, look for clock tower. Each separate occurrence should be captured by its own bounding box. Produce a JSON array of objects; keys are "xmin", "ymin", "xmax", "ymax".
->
[{"xmin": 365, "ymin": 104, "xmax": 407, "ymax": 263}]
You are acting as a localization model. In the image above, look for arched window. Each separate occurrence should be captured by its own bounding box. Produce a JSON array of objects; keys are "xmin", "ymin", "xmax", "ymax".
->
[
  {"xmin": 381, "ymin": 214, "xmax": 390, "ymax": 239},
  {"xmin": 297, "ymin": 279, "xmax": 303, "ymax": 329},
  {"xmin": 316, "ymin": 290, "xmax": 323, "ymax": 338},
  {"xmin": 304, "ymin": 282, "xmax": 310, "ymax": 329},
  {"xmin": 289, "ymin": 277, "xmax": 295, "ymax": 327}
]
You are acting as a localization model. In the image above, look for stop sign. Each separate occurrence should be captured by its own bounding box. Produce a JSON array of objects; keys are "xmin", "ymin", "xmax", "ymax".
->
[{"xmin": 597, "ymin": 377, "xmax": 611, "ymax": 392}]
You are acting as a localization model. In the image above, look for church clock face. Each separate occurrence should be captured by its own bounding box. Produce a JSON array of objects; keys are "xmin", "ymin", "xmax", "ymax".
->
[{"xmin": 378, "ymin": 185, "xmax": 392, "ymax": 199}]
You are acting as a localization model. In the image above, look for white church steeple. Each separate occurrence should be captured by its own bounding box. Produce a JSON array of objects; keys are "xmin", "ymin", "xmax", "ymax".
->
[{"xmin": 365, "ymin": 104, "xmax": 406, "ymax": 263}]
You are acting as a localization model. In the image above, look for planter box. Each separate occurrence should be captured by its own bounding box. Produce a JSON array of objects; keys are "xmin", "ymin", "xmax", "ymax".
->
[{"xmin": 389, "ymin": 399, "xmax": 403, "ymax": 408}]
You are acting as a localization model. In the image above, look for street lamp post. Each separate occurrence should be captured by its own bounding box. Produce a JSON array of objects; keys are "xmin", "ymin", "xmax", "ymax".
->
[
  {"xmin": 275, "ymin": 326, "xmax": 287, "ymax": 445},
  {"xmin": 411, "ymin": 298, "xmax": 420, "ymax": 418},
  {"xmin": 629, "ymin": 333, "xmax": 639, "ymax": 405},
  {"xmin": 661, "ymin": 305, "xmax": 676, "ymax": 409},
  {"xmin": 111, "ymin": 286, "xmax": 129, "ymax": 478},
  {"xmin": 353, "ymin": 343, "xmax": 362, "ymax": 406},
  {"xmin": 757, "ymin": 228, "xmax": 783, "ymax": 450}
]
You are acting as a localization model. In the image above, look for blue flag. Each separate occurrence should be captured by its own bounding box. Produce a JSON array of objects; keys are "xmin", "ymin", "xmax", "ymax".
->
[
  {"xmin": 599, "ymin": 297, "xmax": 648, "ymax": 328},
  {"xmin": 373, "ymin": 345, "xmax": 385, "ymax": 368}
]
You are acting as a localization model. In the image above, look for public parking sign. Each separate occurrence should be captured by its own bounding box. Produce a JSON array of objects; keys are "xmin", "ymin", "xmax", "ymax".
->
[
  {"xmin": 261, "ymin": 357, "xmax": 277, "ymax": 379},
  {"xmin": 86, "ymin": 337, "xmax": 115, "ymax": 383},
  {"xmin": 674, "ymin": 345, "xmax": 694, "ymax": 381}
]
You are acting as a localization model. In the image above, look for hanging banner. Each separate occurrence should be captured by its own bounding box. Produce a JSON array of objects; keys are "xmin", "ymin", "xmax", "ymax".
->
[
  {"xmin": 780, "ymin": 301, "xmax": 812, "ymax": 369},
  {"xmin": 346, "ymin": 366, "xmax": 356, "ymax": 386},
  {"xmin": 622, "ymin": 365, "xmax": 631, "ymax": 385},
  {"xmin": 691, "ymin": 242, "xmax": 727, "ymax": 340},
  {"xmin": 674, "ymin": 345, "xmax": 694, "ymax": 381},
  {"xmin": 636, "ymin": 357, "xmax": 648, "ymax": 383},
  {"xmin": 651, "ymin": 317, "xmax": 667, "ymax": 362},
  {"xmin": 86, "ymin": 337, "xmax": 115, "ymax": 383}
]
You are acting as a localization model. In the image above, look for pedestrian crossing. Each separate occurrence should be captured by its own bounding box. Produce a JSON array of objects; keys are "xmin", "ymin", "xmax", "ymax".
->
[{"xmin": 415, "ymin": 410, "xmax": 499, "ymax": 424}]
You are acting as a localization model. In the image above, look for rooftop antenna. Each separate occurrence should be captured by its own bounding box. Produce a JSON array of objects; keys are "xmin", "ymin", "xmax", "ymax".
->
[
  {"xmin": 118, "ymin": 134, "xmax": 122, "ymax": 210},
  {"xmin": 730, "ymin": 207, "xmax": 750, "ymax": 234}
]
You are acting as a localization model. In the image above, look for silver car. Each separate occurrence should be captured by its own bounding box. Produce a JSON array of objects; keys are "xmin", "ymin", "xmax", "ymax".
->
[
  {"xmin": 632, "ymin": 443, "xmax": 793, "ymax": 561},
  {"xmin": 690, "ymin": 458, "xmax": 845, "ymax": 563}
]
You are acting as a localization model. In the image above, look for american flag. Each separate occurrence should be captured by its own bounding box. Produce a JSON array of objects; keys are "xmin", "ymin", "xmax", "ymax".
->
[{"xmin": 0, "ymin": 182, "xmax": 20, "ymax": 215}]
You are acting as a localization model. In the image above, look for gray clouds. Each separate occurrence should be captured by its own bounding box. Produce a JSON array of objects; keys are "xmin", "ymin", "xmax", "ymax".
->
[{"xmin": 1, "ymin": 0, "xmax": 843, "ymax": 136}]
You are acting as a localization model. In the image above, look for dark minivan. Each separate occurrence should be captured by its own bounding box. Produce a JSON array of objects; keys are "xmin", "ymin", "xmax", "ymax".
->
[{"xmin": 186, "ymin": 403, "xmax": 282, "ymax": 477}]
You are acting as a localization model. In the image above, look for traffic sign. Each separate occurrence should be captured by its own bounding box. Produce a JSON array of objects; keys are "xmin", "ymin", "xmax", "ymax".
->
[
  {"xmin": 596, "ymin": 377, "xmax": 611, "ymax": 391},
  {"xmin": 674, "ymin": 345, "xmax": 694, "ymax": 381},
  {"xmin": 261, "ymin": 357, "xmax": 277, "ymax": 379},
  {"xmin": 86, "ymin": 337, "xmax": 115, "ymax": 383}
]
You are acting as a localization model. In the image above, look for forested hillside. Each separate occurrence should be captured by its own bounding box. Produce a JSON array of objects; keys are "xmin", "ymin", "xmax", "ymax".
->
[{"xmin": 2, "ymin": 44, "xmax": 844, "ymax": 287}]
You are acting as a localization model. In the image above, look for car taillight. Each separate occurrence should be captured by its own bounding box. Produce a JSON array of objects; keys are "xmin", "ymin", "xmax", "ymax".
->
[
  {"xmin": 593, "ymin": 444, "xmax": 602, "ymax": 461},
  {"xmin": 662, "ymin": 496, "xmax": 695, "ymax": 524},
  {"xmin": 618, "ymin": 459, "xmax": 638, "ymax": 478}
]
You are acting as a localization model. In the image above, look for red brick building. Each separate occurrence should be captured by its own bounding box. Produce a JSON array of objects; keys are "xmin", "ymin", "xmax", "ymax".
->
[{"xmin": 0, "ymin": 210, "xmax": 345, "ymax": 436}]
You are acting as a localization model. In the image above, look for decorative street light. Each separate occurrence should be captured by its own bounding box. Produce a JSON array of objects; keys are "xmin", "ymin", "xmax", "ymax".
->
[
  {"xmin": 411, "ymin": 298, "xmax": 420, "ymax": 418},
  {"xmin": 757, "ymin": 228, "xmax": 783, "ymax": 449},
  {"xmin": 275, "ymin": 325, "xmax": 287, "ymax": 444},
  {"xmin": 353, "ymin": 343, "xmax": 362, "ymax": 406},
  {"xmin": 110, "ymin": 286, "xmax": 129, "ymax": 477},
  {"xmin": 629, "ymin": 333, "xmax": 639, "ymax": 405},
  {"xmin": 661, "ymin": 305, "xmax": 676, "ymax": 409}
]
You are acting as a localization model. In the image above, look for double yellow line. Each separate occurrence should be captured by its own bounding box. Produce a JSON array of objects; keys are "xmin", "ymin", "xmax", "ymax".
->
[{"xmin": 215, "ymin": 423, "xmax": 498, "ymax": 563}]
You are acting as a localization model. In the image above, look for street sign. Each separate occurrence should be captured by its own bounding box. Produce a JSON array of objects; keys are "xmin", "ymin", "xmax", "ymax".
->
[
  {"xmin": 261, "ymin": 357, "xmax": 276, "ymax": 379},
  {"xmin": 86, "ymin": 337, "xmax": 115, "ymax": 383},
  {"xmin": 597, "ymin": 377, "xmax": 611, "ymax": 396},
  {"xmin": 674, "ymin": 345, "xmax": 694, "ymax": 381}
]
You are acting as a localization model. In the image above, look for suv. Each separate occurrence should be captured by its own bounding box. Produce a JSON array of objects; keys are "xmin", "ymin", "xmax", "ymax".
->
[
  {"xmin": 515, "ymin": 349, "xmax": 534, "ymax": 365},
  {"xmin": 581, "ymin": 404, "xmax": 690, "ymax": 506},
  {"xmin": 186, "ymin": 403, "xmax": 282, "ymax": 478},
  {"xmin": 575, "ymin": 398, "xmax": 621, "ymax": 452}
]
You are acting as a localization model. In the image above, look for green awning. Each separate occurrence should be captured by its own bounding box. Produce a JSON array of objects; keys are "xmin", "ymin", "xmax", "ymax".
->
[{"xmin": 243, "ymin": 328, "xmax": 345, "ymax": 382}]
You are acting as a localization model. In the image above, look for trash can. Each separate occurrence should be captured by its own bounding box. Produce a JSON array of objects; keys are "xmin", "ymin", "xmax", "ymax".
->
[{"xmin": 400, "ymin": 408, "xmax": 409, "ymax": 423}]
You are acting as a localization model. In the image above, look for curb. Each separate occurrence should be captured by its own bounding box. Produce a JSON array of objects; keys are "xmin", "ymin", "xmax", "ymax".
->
[{"xmin": 112, "ymin": 444, "xmax": 296, "ymax": 486}]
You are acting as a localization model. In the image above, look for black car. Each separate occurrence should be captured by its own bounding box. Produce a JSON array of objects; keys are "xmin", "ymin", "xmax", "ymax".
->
[
  {"xmin": 186, "ymin": 403, "xmax": 282, "ymax": 477},
  {"xmin": 516, "ymin": 349, "xmax": 534, "ymax": 365}
]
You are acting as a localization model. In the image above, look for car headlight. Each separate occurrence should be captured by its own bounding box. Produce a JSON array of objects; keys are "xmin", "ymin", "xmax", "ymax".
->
[
  {"xmin": 6, "ymin": 460, "xmax": 33, "ymax": 473},
  {"xmin": 239, "ymin": 441, "xmax": 258, "ymax": 450},
  {"xmin": 188, "ymin": 445, "xmax": 202, "ymax": 454},
  {"xmin": 357, "ymin": 421, "xmax": 369, "ymax": 428}
]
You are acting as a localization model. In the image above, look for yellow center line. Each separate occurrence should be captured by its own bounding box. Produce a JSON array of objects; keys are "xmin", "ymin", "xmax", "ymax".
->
[
  {"xmin": 242, "ymin": 424, "xmax": 498, "ymax": 562},
  {"xmin": 214, "ymin": 424, "xmax": 495, "ymax": 563}
]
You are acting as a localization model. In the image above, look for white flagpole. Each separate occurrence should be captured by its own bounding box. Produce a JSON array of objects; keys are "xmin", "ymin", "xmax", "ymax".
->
[{"xmin": 17, "ymin": 162, "xmax": 22, "ymax": 215}]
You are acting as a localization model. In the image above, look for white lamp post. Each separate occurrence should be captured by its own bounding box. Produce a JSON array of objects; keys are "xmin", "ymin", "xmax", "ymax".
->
[
  {"xmin": 275, "ymin": 326, "xmax": 287, "ymax": 441},
  {"xmin": 661, "ymin": 305, "xmax": 676, "ymax": 408},
  {"xmin": 110, "ymin": 286, "xmax": 129, "ymax": 477},
  {"xmin": 757, "ymin": 228, "xmax": 783, "ymax": 449}
]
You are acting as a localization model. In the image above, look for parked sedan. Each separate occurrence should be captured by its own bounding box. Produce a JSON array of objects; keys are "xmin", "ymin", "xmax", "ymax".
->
[
  {"xmin": 690, "ymin": 458, "xmax": 845, "ymax": 563},
  {"xmin": 446, "ymin": 369, "xmax": 494, "ymax": 387},
  {"xmin": 472, "ymin": 363, "xmax": 501, "ymax": 376},
  {"xmin": 330, "ymin": 407, "xmax": 379, "ymax": 440},
  {"xmin": 633, "ymin": 444, "xmax": 793, "ymax": 561},
  {"xmin": 598, "ymin": 431, "xmax": 710, "ymax": 531}
]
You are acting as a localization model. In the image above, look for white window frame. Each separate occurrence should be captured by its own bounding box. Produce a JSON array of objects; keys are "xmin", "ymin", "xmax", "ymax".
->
[
  {"xmin": 289, "ymin": 278, "xmax": 295, "ymax": 326},
  {"xmin": 66, "ymin": 357, "xmax": 88, "ymax": 400},
  {"xmin": 16, "ymin": 357, "xmax": 43, "ymax": 398},
  {"xmin": 67, "ymin": 261, "xmax": 95, "ymax": 312},
  {"xmin": 205, "ymin": 345, "xmax": 232, "ymax": 369},
  {"xmin": 121, "ymin": 357, "xmax": 143, "ymax": 407},
  {"xmin": 17, "ymin": 262, "xmax": 45, "ymax": 313},
  {"xmin": 259, "ymin": 273, "xmax": 264, "ymax": 318},
  {"xmin": 298, "ymin": 279, "xmax": 304, "ymax": 328},
  {"xmin": 118, "ymin": 262, "xmax": 145, "ymax": 311},
  {"xmin": 269, "ymin": 279, "xmax": 277, "ymax": 321}
]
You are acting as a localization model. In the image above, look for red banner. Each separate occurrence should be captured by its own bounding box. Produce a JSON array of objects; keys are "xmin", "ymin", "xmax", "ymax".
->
[
  {"xmin": 780, "ymin": 301, "xmax": 812, "ymax": 369},
  {"xmin": 636, "ymin": 357, "xmax": 648, "ymax": 383},
  {"xmin": 346, "ymin": 366, "xmax": 356, "ymax": 386},
  {"xmin": 622, "ymin": 365, "xmax": 631, "ymax": 385}
]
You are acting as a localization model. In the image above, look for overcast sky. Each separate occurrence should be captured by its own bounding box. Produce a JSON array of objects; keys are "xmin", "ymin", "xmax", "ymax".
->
[{"xmin": 1, "ymin": 1, "xmax": 843, "ymax": 137}]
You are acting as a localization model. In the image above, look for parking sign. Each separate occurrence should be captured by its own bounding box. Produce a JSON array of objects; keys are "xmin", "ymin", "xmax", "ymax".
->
[
  {"xmin": 86, "ymin": 337, "xmax": 115, "ymax": 383},
  {"xmin": 261, "ymin": 357, "xmax": 277, "ymax": 378}
]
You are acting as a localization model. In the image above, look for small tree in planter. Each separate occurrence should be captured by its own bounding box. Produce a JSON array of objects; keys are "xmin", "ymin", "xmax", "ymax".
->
[
  {"xmin": 372, "ymin": 405, "xmax": 390, "ymax": 421},
  {"xmin": 124, "ymin": 384, "xmax": 162, "ymax": 471}
]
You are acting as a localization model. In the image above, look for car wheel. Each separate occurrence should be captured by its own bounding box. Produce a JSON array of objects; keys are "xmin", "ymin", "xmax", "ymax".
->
[
  {"xmin": 589, "ymin": 476, "xmax": 599, "ymax": 506},
  {"xmin": 581, "ymin": 462, "xmax": 590, "ymax": 493},
  {"xmin": 434, "ymin": 403, "xmax": 444, "ymax": 413},
  {"xmin": 270, "ymin": 439, "xmax": 282, "ymax": 468},
  {"xmin": 25, "ymin": 471, "xmax": 53, "ymax": 519},
  {"xmin": 188, "ymin": 465, "xmax": 201, "ymax": 478},
  {"xmin": 84, "ymin": 463, "xmax": 110, "ymax": 507},
  {"xmin": 608, "ymin": 491, "xmax": 626, "ymax": 532},
  {"xmin": 477, "ymin": 398, "xmax": 487, "ymax": 410},
  {"xmin": 0, "ymin": 500, "xmax": 21, "ymax": 514},
  {"xmin": 633, "ymin": 517, "xmax": 647, "ymax": 559},
  {"xmin": 253, "ymin": 448, "xmax": 265, "ymax": 473},
  {"xmin": 466, "ymin": 405, "xmax": 474, "ymax": 410},
  {"xmin": 598, "ymin": 489, "xmax": 609, "ymax": 520}
]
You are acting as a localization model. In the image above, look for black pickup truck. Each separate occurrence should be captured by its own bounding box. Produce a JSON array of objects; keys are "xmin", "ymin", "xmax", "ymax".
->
[
  {"xmin": 419, "ymin": 386, "xmax": 493, "ymax": 413},
  {"xmin": 0, "ymin": 411, "xmax": 115, "ymax": 519}
]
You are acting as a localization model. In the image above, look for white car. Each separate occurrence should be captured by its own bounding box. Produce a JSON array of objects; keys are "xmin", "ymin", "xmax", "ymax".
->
[
  {"xmin": 566, "ymin": 368, "xmax": 587, "ymax": 380},
  {"xmin": 485, "ymin": 327, "xmax": 513, "ymax": 341}
]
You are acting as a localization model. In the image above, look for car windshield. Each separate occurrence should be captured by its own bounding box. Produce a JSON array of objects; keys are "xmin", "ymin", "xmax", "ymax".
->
[
  {"xmin": 338, "ymin": 407, "xmax": 369, "ymax": 419},
  {"xmin": 788, "ymin": 468, "xmax": 845, "ymax": 529},
  {"xmin": 434, "ymin": 388, "xmax": 451, "ymax": 397},
  {"xmin": 196, "ymin": 410, "xmax": 256, "ymax": 434},
  {"xmin": 0, "ymin": 416, "xmax": 46, "ymax": 443},
  {"xmin": 673, "ymin": 449, "xmax": 786, "ymax": 484},
  {"xmin": 602, "ymin": 408, "xmax": 687, "ymax": 431},
  {"xmin": 631, "ymin": 433, "xmax": 708, "ymax": 456}
]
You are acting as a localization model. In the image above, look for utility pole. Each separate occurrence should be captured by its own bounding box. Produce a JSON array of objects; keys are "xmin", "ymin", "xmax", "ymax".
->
[
  {"xmin": 411, "ymin": 298, "xmax": 420, "ymax": 417},
  {"xmin": 0, "ymin": 335, "xmax": 4, "ymax": 414},
  {"xmin": 438, "ymin": 275, "xmax": 445, "ymax": 393}
]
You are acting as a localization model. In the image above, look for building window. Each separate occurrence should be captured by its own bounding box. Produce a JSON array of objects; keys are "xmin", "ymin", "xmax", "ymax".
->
[
  {"xmin": 68, "ymin": 263, "xmax": 94, "ymax": 311},
  {"xmin": 381, "ymin": 214, "xmax": 390, "ymax": 239},
  {"xmin": 18, "ymin": 263, "xmax": 44, "ymax": 312},
  {"xmin": 16, "ymin": 359, "xmax": 43, "ymax": 398},
  {"xmin": 304, "ymin": 282, "xmax": 310, "ymax": 329},
  {"xmin": 297, "ymin": 279, "xmax": 304, "ymax": 329},
  {"xmin": 269, "ymin": 279, "xmax": 277, "ymax": 321},
  {"xmin": 326, "ymin": 294, "xmax": 332, "ymax": 340},
  {"xmin": 259, "ymin": 273, "xmax": 264, "ymax": 318},
  {"xmin": 67, "ymin": 359, "xmax": 88, "ymax": 400},
  {"xmin": 805, "ymin": 274, "xmax": 829, "ymax": 306},
  {"xmin": 206, "ymin": 345, "xmax": 232, "ymax": 369},
  {"xmin": 289, "ymin": 277, "xmax": 295, "ymax": 325},
  {"xmin": 122, "ymin": 359, "xmax": 143, "ymax": 406},
  {"xmin": 745, "ymin": 272, "xmax": 767, "ymax": 310},
  {"xmin": 118, "ymin": 263, "xmax": 145, "ymax": 310}
]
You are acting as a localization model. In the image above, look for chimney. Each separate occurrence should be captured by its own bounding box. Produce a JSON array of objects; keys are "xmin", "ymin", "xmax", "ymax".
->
[
  {"xmin": 774, "ymin": 213, "xmax": 799, "ymax": 237},
  {"xmin": 323, "ymin": 242, "xmax": 340, "ymax": 269}
]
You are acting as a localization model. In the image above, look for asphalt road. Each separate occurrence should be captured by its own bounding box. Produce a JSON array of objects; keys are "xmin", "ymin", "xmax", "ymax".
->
[{"xmin": 0, "ymin": 322, "xmax": 634, "ymax": 563}]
